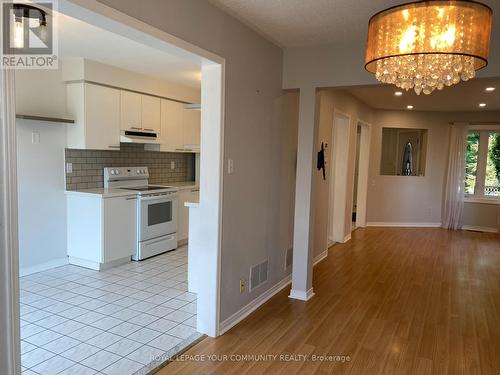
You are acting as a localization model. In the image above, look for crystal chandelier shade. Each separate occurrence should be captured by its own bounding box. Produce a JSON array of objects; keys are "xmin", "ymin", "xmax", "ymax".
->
[{"xmin": 365, "ymin": 1, "xmax": 493, "ymax": 95}]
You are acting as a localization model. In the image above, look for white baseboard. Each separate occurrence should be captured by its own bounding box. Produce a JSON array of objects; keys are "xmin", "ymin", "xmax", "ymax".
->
[
  {"xmin": 343, "ymin": 233, "xmax": 352, "ymax": 243},
  {"xmin": 289, "ymin": 287, "xmax": 315, "ymax": 301},
  {"xmin": 462, "ymin": 225, "xmax": 499, "ymax": 233},
  {"xmin": 366, "ymin": 222, "xmax": 442, "ymax": 228},
  {"xmin": 219, "ymin": 250, "xmax": 329, "ymax": 336},
  {"xmin": 19, "ymin": 257, "xmax": 68, "ymax": 277},
  {"xmin": 313, "ymin": 250, "xmax": 328, "ymax": 266},
  {"xmin": 219, "ymin": 275, "xmax": 292, "ymax": 335}
]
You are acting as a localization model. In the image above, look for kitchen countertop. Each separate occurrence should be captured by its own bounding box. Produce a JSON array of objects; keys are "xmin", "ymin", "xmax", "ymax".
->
[
  {"xmin": 164, "ymin": 181, "xmax": 199, "ymax": 190},
  {"xmin": 65, "ymin": 188, "xmax": 137, "ymax": 198}
]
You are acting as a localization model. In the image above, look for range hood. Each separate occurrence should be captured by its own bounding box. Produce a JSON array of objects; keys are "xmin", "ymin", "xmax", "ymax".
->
[{"xmin": 120, "ymin": 130, "xmax": 161, "ymax": 144}]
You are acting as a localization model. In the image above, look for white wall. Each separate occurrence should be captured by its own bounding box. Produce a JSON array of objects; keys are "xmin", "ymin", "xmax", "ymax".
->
[
  {"xmin": 16, "ymin": 120, "xmax": 68, "ymax": 275},
  {"xmin": 15, "ymin": 67, "xmax": 68, "ymax": 118},
  {"xmin": 62, "ymin": 58, "xmax": 200, "ymax": 103}
]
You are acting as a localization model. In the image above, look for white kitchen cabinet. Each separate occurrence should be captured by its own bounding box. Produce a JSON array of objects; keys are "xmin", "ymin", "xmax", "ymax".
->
[
  {"xmin": 160, "ymin": 99, "xmax": 184, "ymax": 152},
  {"xmin": 120, "ymin": 91, "xmax": 142, "ymax": 131},
  {"xmin": 141, "ymin": 95, "xmax": 161, "ymax": 133},
  {"xmin": 66, "ymin": 83, "xmax": 121, "ymax": 150},
  {"xmin": 177, "ymin": 187, "xmax": 199, "ymax": 244},
  {"xmin": 183, "ymin": 109, "xmax": 201, "ymax": 150},
  {"xmin": 67, "ymin": 192, "xmax": 137, "ymax": 270}
]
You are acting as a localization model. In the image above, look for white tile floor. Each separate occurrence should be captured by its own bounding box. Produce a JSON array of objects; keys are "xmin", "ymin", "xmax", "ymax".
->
[{"xmin": 20, "ymin": 246, "xmax": 201, "ymax": 375}]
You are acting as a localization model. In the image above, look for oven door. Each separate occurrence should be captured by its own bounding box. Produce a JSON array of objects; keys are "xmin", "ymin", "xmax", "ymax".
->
[{"xmin": 139, "ymin": 193, "xmax": 178, "ymax": 242}]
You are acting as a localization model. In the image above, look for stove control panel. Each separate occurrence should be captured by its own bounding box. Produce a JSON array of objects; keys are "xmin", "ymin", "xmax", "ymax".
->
[{"xmin": 104, "ymin": 167, "xmax": 149, "ymax": 181}]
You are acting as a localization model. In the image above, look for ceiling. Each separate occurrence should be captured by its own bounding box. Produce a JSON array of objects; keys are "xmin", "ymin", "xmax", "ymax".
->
[
  {"xmin": 209, "ymin": 0, "xmax": 500, "ymax": 48},
  {"xmin": 57, "ymin": 13, "xmax": 201, "ymax": 88},
  {"xmin": 345, "ymin": 78, "xmax": 500, "ymax": 112}
]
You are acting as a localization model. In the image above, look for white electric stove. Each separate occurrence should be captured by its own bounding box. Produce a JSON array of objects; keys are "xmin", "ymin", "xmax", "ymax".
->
[{"xmin": 104, "ymin": 167, "xmax": 178, "ymax": 260}]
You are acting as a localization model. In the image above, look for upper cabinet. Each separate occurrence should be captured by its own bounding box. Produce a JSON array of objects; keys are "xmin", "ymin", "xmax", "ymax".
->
[
  {"xmin": 120, "ymin": 91, "xmax": 141, "ymax": 131},
  {"xmin": 120, "ymin": 92, "xmax": 161, "ymax": 134},
  {"xmin": 183, "ymin": 109, "xmax": 201, "ymax": 150},
  {"xmin": 141, "ymin": 95, "xmax": 161, "ymax": 133},
  {"xmin": 67, "ymin": 83, "xmax": 121, "ymax": 150},
  {"xmin": 160, "ymin": 99, "xmax": 184, "ymax": 152},
  {"xmin": 160, "ymin": 100, "xmax": 200, "ymax": 152},
  {"xmin": 66, "ymin": 80, "xmax": 197, "ymax": 151}
]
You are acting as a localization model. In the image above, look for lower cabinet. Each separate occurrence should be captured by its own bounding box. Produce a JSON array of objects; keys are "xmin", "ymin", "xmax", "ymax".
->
[
  {"xmin": 177, "ymin": 188, "xmax": 200, "ymax": 244},
  {"xmin": 67, "ymin": 193, "xmax": 137, "ymax": 270}
]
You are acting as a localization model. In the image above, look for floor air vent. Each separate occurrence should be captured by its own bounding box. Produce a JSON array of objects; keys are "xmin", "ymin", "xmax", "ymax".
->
[{"xmin": 250, "ymin": 259, "xmax": 269, "ymax": 291}]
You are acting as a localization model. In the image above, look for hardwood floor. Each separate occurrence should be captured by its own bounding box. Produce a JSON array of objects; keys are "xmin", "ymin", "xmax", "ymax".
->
[{"xmin": 158, "ymin": 228, "xmax": 500, "ymax": 375}]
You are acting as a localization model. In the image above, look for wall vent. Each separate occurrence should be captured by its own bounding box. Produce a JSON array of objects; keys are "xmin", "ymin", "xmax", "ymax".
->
[
  {"xmin": 285, "ymin": 248, "xmax": 293, "ymax": 269},
  {"xmin": 250, "ymin": 259, "xmax": 269, "ymax": 291}
]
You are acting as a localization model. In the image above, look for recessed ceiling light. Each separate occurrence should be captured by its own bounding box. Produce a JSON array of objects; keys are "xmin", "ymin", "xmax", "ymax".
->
[
  {"xmin": 479, "ymin": 103, "xmax": 487, "ymax": 107},
  {"xmin": 485, "ymin": 87, "xmax": 496, "ymax": 92},
  {"xmin": 407, "ymin": 105, "xmax": 414, "ymax": 110},
  {"xmin": 395, "ymin": 91, "xmax": 403, "ymax": 96}
]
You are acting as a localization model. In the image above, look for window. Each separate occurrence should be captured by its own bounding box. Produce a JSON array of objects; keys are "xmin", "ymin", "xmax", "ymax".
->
[{"xmin": 466, "ymin": 131, "xmax": 500, "ymax": 198}]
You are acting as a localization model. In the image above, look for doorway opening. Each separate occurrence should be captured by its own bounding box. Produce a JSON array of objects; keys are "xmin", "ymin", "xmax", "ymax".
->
[
  {"xmin": 4, "ymin": 1, "xmax": 225, "ymax": 374},
  {"xmin": 352, "ymin": 125, "xmax": 362, "ymax": 228},
  {"xmin": 352, "ymin": 121, "xmax": 371, "ymax": 230}
]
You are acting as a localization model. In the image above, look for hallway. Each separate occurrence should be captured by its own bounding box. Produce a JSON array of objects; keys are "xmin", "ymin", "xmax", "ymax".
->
[{"xmin": 160, "ymin": 228, "xmax": 500, "ymax": 375}]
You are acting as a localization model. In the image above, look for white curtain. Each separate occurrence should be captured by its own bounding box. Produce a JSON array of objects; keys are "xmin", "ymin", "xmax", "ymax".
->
[{"xmin": 442, "ymin": 123, "xmax": 469, "ymax": 230}]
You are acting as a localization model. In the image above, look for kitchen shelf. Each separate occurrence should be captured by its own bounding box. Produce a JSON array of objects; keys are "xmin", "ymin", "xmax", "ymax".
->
[{"xmin": 16, "ymin": 114, "xmax": 75, "ymax": 124}]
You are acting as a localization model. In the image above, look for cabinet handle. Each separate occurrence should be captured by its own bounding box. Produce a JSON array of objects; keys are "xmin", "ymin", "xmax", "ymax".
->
[
  {"xmin": 143, "ymin": 128, "xmax": 155, "ymax": 132},
  {"xmin": 125, "ymin": 197, "xmax": 137, "ymax": 200},
  {"xmin": 191, "ymin": 189, "xmax": 199, "ymax": 192},
  {"xmin": 175, "ymin": 148, "xmax": 185, "ymax": 152},
  {"xmin": 131, "ymin": 126, "xmax": 142, "ymax": 130},
  {"xmin": 108, "ymin": 145, "xmax": 120, "ymax": 149},
  {"xmin": 184, "ymin": 148, "xmax": 193, "ymax": 152}
]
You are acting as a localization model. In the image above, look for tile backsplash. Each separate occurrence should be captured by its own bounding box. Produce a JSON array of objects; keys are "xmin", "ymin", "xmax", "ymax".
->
[{"xmin": 65, "ymin": 143, "xmax": 193, "ymax": 190}]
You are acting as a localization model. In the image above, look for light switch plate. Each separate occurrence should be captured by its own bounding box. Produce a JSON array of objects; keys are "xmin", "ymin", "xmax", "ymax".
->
[
  {"xmin": 170, "ymin": 161, "xmax": 175, "ymax": 170},
  {"xmin": 66, "ymin": 163, "xmax": 73, "ymax": 174},
  {"xmin": 227, "ymin": 159, "xmax": 234, "ymax": 174},
  {"xmin": 32, "ymin": 132, "xmax": 40, "ymax": 144}
]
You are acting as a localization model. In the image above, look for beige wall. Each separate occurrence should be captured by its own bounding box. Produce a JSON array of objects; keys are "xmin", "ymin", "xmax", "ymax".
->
[
  {"xmin": 463, "ymin": 202, "xmax": 500, "ymax": 231},
  {"xmin": 314, "ymin": 90, "xmax": 500, "ymax": 250},
  {"xmin": 313, "ymin": 89, "xmax": 373, "ymax": 257},
  {"xmin": 367, "ymin": 111, "xmax": 450, "ymax": 224},
  {"xmin": 98, "ymin": 0, "xmax": 294, "ymax": 322},
  {"xmin": 368, "ymin": 111, "xmax": 500, "ymax": 226}
]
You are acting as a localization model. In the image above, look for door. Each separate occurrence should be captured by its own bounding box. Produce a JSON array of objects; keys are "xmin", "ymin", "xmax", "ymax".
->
[
  {"xmin": 177, "ymin": 190, "xmax": 190, "ymax": 242},
  {"xmin": 103, "ymin": 195, "xmax": 137, "ymax": 262},
  {"xmin": 141, "ymin": 95, "xmax": 161, "ymax": 133},
  {"xmin": 139, "ymin": 193, "xmax": 178, "ymax": 241},
  {"xmin": 328, "ymin": 112, "xmax": 350, "ymax": 244},
  {"xmin": 85, "ymin": 84, "xmax": 121, "ymax": 150},
  {"xmin": 160, "ymin": 99, "xmax": 184, "ymax": 151},
  {"xmin": 120, "ymin": 91, "xmax": 142, "ymax": 131},
  {"xmin": 183, "ymin": 109, "xmax": 201, "ymax": 149}
]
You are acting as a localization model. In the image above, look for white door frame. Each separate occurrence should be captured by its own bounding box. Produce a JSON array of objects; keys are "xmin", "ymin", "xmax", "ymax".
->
[
  {"xmin": 1, "ymin": 1, "xmax": 226, "ymax": 372},
  {"xmin": 328, "ymin": 110, "xmax": 351, "ymax": 244},
  {"xmin": 0, "ymin": 69, "xmax": 21, "ymax": 375},
  {"xmin": 353, "ymin": 120, "xmax": 371, "ymax": 229}
]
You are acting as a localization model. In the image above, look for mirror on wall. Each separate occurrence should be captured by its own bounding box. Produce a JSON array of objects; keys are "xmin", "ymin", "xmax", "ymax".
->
[{"xmin": 380, "ymin": 128, "xmax": 428, "ymax": 176}]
